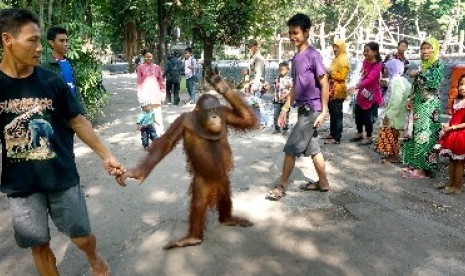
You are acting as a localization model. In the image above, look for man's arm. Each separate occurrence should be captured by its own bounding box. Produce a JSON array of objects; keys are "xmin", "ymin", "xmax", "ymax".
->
[
  {"xmin": 70, "ymin": 115, "xmax": 125, "ymax": 176},
  {"xmin": 313, "ymin": 74, "xmax": 329, "ymax": 127}
]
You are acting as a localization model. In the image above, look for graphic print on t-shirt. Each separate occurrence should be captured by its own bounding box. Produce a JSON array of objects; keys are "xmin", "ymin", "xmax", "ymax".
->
[{"xmin": 0, "ymin": 98, "xmax": 56, "ymax": 160}]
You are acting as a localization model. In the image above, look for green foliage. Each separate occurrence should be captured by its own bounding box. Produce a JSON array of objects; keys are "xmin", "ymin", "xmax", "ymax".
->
[
  {"xmin": 61, "ymin": 21, "xmax": 108, "ymax": 121},
  {"xmin": 385, "ymin": 0, "xmax": 460, "ymax": 38}
]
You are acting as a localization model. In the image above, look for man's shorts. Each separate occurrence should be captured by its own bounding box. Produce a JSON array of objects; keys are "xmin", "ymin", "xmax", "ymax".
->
[
  {"xmin": 283, "ymin": 107, "xmax": 321, "ymax": 157},
  {"xmin": 8, "ymin": 184, "xmax": 91, "ymax": 248}
]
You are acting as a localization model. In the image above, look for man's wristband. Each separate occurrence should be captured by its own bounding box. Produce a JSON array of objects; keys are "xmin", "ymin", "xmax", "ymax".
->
[{"xmin": 281, "ymin": 106, "xmax": 289, "ymax": 113}]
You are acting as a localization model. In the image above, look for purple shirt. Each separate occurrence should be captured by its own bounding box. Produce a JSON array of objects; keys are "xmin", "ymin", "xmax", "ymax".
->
[{"xmin": 291, "ymin": 46, "xmax": 326, "ymax": 111}]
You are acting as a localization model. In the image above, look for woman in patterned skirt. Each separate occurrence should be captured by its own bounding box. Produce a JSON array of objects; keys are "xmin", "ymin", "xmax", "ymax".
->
[
  {"xmin": 402, "ymin": 37, "xmax": 444, "ymax": 178},
  {"xmin": 375, "ymin": 59, "xmax": 411, "ymax": 163}
]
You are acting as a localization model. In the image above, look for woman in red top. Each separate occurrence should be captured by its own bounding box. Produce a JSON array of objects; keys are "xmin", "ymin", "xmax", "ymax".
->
[{"xmin": 348, "ymin": 42, "xmax": 383, "ymax": 145}]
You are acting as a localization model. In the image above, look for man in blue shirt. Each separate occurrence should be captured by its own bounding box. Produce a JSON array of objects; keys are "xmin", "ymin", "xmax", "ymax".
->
[{"xmin": 43, "ymin": 26, "xmax": 85, "ymax": 109}]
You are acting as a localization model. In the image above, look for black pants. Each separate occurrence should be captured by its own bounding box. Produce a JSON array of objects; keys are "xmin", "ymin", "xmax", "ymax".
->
[
  {"xmin": 354, "ymin": 104, "xmax": 374, "ymax": 138},
  {"xmin": 273, "ymin": 102, "xmax": 289, "ymax": 131},
  {"xmin": 328, "ymin": 99, "xmax": 344, "ymax": 141},
  {"xmin": 166, "ymin": 81, "xmax": 180, "ymax": 105}
]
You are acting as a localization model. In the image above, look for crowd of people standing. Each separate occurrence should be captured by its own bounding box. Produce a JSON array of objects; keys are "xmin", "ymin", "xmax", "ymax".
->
[{"xmin": 1, "ymin": 6, "xmax": 465, "ymax": 275}]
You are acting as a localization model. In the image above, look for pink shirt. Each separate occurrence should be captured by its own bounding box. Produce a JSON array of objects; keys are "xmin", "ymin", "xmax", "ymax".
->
[
  {"xmin": 355, "ymin": 60, "xmax": 383, "ymax": 110},
  {"xmin": 136, "ymin": 63, "xmax": 165, "ymax": 106}
]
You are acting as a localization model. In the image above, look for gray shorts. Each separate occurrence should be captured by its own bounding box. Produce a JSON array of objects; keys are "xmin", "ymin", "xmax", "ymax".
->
[
  {"xmin": 283, "ymin": 107, "xmax": 321, "ymax": 157},
  {"xmin": 8, "ymin": 185, "xmax": 91, "ymax": 248}
]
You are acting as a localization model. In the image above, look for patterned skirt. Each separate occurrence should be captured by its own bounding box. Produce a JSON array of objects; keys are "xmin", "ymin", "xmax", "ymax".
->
[{"xmin": 375, "ymin": 127, "xmax": 400, "ymax": 156}]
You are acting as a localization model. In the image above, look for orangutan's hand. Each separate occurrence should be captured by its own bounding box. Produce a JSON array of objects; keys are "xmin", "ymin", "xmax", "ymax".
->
[{"xmin": 116, "ymin": 167, "xmax": 147, "ymax": 187}]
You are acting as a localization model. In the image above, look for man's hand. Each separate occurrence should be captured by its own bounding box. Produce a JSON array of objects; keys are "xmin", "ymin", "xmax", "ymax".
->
[
  {"xmin": 278, "ymin": 111, "xmax": 287, "ymax": 127},
  {"xmin": 104, "ymin": 156, "xmax": 126, "ymax": 177},
  {"xmin": 347, "ymin": 87, "xmax": 357, "ymax": 95},
  {"xmin": 313, "ymin": 111, "xmax": 327, "ymax": 128},
  {"xmin": 116, "ymin": 167, "xmax": 147, "ymax": 187}
]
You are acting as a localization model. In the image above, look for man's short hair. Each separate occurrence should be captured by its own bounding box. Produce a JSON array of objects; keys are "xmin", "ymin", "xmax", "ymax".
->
[
  {"xmin": 0, "ymin": 8, "xmax": 39, "ymax": 41},
  {"xmin": 46, "ymin": 26, "xmax": 67, "ymax": 41},
  {"xmin": 398, "ymin": 39, "xmax": 408, "ymax": 47},
  {"xmin": 185, "ymin": 47, "xmax": 193, "ymax": 54},
  {"xmin": 287, "ymin": 13, "xmax": 312, "ymax": 32}
]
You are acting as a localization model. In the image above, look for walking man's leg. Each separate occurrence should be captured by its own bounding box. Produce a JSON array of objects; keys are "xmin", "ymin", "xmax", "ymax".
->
[
  {"xmin": 71, "ymin": 234, "xmax": 109, "ymax": 276},
  {"xmin": 311, "ymin": 152, "xmax": 329, "ymax": 189},
  {"xmin": 279, "ymin": 153, "xmax": 296, "ymax": 189},
  {"xmin": 32, "ymin": 243, "xmax": 59, "ymax": 276}
]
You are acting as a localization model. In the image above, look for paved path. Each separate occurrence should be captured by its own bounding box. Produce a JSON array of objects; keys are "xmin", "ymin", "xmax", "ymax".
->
[{"xmin": 1, "ymin": 74, "xmax": 465, "ymax": 275}]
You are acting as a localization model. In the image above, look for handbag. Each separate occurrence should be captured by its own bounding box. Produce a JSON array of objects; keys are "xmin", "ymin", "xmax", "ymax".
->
[{"xmin": 360, "ymin": 88, "xmax": 374, "ymax": 101}]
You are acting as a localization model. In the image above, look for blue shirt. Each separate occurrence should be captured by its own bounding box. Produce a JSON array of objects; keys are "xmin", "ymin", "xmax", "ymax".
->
[
  {"xmin": 57, "ymin": 59, "xmax": 77, "ymax": 97},
  {"xmin": 137, "ymin": 111, "xmax": 155, "ymax": 126}
]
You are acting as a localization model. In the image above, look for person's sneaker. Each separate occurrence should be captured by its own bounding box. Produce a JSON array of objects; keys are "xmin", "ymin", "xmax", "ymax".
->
[
  {"xmin": 282, "ymin": 129, "xmax": 289, "ymax": 135},
  {"xmin": 272, "ymin": 129, "xmax": 280, "ymax": 134}
]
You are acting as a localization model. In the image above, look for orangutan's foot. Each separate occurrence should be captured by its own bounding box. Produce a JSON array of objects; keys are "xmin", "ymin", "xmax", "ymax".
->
[
  {"xmin": 220, "ymin": 216, "xmax": 254, "ymax": 227},
  {"xmin": 90, "ymin": 254, "xmax": 110, "ymax": 276},
  {"xmin": 163, "ymin": 237, "xmax": 202, "ymax": 250}
]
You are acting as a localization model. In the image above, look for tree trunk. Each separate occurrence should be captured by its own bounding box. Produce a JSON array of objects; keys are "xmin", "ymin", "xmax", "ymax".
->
[
  {"xmin": 441, "ymin": 0, "xmax": 460, "ymax": 55},
  {"xmin": 47, "ymin": 0, "xmax": 53, "ymax": 29},
  {"xmin": 202, "ymin": 38, "xmax": 214, "ymax": 83},
  {"xmin": 38, "ymin": 0, "xmax": 44, "ymax": 31},
  {"xmin": 122, "ymin": 21, "xmax": 138, "ymax": 72},
  {"xmin": 85, "ymin": 0, "xmax": 93, "ymax": 28},
  {"xmin": 157, "ymin": 0, "xmax": 166, "ymax": 66}
]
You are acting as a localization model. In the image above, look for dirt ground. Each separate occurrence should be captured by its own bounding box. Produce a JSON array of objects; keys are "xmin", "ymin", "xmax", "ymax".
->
[{"xmin": 1, "ymin": 73, "xmax": 465, "ymax": 276}]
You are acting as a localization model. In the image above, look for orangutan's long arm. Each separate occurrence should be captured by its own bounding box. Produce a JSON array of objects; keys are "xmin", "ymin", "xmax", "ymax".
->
[
  {"xmin": 222, "ymin": 89, "xmax": 257, "ymax": 129},
  {"xmin": 116, "ymin": 114, "xmax": 185, "ymax": 186},
  {"xmin": 208, "ymin": 75, "xmax": 257, "ymax": 129},
  {"xmin": 139, "ymin": 114, "xmax": 185, "ymax": 176}
]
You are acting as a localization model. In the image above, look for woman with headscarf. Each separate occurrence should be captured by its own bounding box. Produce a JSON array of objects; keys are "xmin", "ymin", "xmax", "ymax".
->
[
  {"xmin": 136, "ymin": 52, "xmax": 166, "ymax": 134},
  {"xmin": 324, "ymin": 40, "xmax": 350, "ymax": 144},
  {"xmin": 402, "ymin": 37, "xmax": 444, "ymax": 178},
  {"xmin": 375, "ymin": 59, "xmax": 411, "ymax": 163}
]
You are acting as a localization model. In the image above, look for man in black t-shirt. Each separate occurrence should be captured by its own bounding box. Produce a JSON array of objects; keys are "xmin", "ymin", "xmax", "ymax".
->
[{"xmin": 0, "ymin": 8, "xmax": 125, "ymax": 275}]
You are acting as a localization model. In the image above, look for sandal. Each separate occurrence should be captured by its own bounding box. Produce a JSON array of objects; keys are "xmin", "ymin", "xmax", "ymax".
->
[
  {"xmin": 266, "ymin": 185, "xmax": 286, "ymax": 201},
  {"xmin": 434, "ymin": 183, "xmax": 451, "ymax": 189},
  {"xmin": 380, "ymin": 157, "xmax": 400, "ymax": 164},
  {"xmin": 441, "ymin": 187, "xmax": 462, "ymax": 194},
  {"xmin": 359, "ymin": 139, "xmax": 373, "ymax": 146},
  {"xmin": 324, "ymin": 139, "xmax": 340, "ymax": 145},
  {"xmin": 349, "ymin": 136, "xmax": 363, "ymax": 142},
  {"xmin": 403, "ymin": 170, "xmax": 429, "ymax": 179},
  {"xmin": 322, "ymin": 135, "xmax": 334, "ymax": 140},
  {"xmin": 300, "ymin": 181, "xmax": 330, "ymax": 192}
]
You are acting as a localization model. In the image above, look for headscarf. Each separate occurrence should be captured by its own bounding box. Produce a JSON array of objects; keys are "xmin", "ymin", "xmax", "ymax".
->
[
  {"xmin": 420, "ymin": 37, "xmax": 439, "ymax": 70},
  {"xmin": 385, "ymin": 59, "xmax": 404, "ymax": 80},
  {"xmin": 330, "ymin": 40, "xmax": 349, "ymax": 73}
]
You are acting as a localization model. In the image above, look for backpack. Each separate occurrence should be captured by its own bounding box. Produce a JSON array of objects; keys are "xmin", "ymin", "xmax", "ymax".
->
[{"xmin": 166, "ymin": 58, "xmax": 182, "ymax": 82}]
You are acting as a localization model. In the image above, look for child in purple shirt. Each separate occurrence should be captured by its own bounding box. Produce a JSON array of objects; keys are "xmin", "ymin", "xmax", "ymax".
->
[{"xmin": 266, "ymin": 13, "xmax": 330, "ymax": 200}]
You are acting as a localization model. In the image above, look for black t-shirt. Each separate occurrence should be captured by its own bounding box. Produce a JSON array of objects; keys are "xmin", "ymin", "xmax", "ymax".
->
[{"xmin": 0, "ymin": 66, "xmax": 85, "ymax": 197}]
